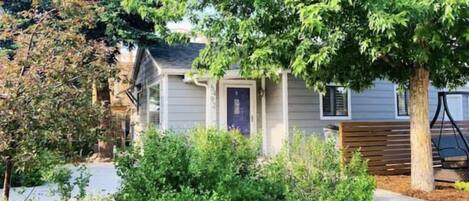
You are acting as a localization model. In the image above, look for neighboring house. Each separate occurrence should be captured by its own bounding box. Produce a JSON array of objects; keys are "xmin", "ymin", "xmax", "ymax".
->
[
  {"xmin": 130, "ymin": 42, "xmax": 469, "ymax": 154},
  {"xmin": 109, "ymin": 47, "xmax": 137, "ymax": 147}
]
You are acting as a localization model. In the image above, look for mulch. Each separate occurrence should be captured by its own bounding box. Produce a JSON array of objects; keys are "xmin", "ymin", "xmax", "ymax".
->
[{"xmin": 376, "ymin": 175, "xmax": 469, "ymax": 201}]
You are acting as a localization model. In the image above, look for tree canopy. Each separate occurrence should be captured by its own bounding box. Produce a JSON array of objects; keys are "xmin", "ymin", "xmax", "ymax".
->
[
  {"xmin": 188, "ymin": 0, "xmax": 468, "ymax": 91},
  {"xmin": 0, "ymin": 0, "xmax": 115, "ymax": 163}
]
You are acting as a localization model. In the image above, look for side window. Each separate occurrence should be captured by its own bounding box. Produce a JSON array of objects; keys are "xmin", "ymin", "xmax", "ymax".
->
[
  {"xmin": 148, "ymin": 84, "xmax": 160, "ymax": 126},
  {"xmin": 396, "ymin": 87, "xmax": 410, "ymax": 117},
  {"xmin": 321, "ymin": 85, "xmax": 351, "ymax": 119}
]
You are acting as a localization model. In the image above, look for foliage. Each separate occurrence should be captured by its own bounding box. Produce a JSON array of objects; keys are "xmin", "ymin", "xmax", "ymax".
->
[
  {"xmin": 454, "ymin": 181, "xmax": 469, "ymax": 192},
  {"xmin": 114, "ymin": 128, "xmax": 280, "ymax": 201},
  {"xmin": 43, "ymin": 165, "xmax": 74, "ymax": 201},
  {"xmin": 0, "ymin": 151, "xmax": 60, "ymax": 188},
  {"xmin": 120, "ymin": 0, "xmax": 190, "ymax": 44},
  {"xmin": 115, "ymin": 128, "xmax": 375, "ymax": 201},
  {"xmin": 43, "ymin": 164, "xmax": 92, "ymax": 201},
  {"xmin": 185, "ymin": 0, "xmax": 469, "ymax": 91},
  {"xmin": 0, "ymin": 1, "xmax": 116, "ymax": 193},
  {"xmin": 74, "ymin": 165, "xmax": 92, "ymax": 200},
  {"xmin": 80, "ymin": 196, "xmax": 114, "ymax": 201},
  {"xmin": 91, "ymin": 0, "xmax": 164, "ymax": 47},
  {"xmin": 271, "ymin": 133, "xmax": 376, "ymax": 201}
]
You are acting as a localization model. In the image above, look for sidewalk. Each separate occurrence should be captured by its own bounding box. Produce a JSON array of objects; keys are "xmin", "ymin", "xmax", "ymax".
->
[{"xmin": 375, "ymin": 189, "xmax": 425, "ymax": 201}]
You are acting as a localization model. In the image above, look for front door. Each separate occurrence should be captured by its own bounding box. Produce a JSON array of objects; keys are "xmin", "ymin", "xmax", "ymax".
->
[{"xmin": 226, "ymin": 87, "xmax": 251, "ymax": 135}]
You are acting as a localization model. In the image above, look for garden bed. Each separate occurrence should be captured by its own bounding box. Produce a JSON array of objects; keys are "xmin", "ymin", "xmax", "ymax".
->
[{"xmin": 376, "ymin": 175, "xmax": 469, "ymax": 201}]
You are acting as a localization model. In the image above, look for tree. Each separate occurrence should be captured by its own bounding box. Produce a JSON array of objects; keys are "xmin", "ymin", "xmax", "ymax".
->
[
  {"xmin": 89, "ymin": 0, "xmax": 189, "ymax": 158},
  {"xmin": 0, "ymin": 1, "xmax": 117, "ymax": 199},
  {"xmin": 116, "ymin": 0, "xmax": 469, "ymax": 191}
]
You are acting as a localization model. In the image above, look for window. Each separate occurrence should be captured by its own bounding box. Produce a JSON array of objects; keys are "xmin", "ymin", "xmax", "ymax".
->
[
  {"xmin": 148, "ymin": 84, "xmax": 160, "ymax": 126},
  {"xmin": 395, "ymin": 88, "xmax": 410, "ymax": 117},
  {"xmin": 321, "ymin": 85, "xmax": 350, "ymax": 119}
]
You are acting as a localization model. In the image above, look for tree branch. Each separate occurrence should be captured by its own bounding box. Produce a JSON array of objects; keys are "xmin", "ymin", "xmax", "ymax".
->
[{"xmin": 21, "ymin": 8, "xmax": 57, "ymax": 76}]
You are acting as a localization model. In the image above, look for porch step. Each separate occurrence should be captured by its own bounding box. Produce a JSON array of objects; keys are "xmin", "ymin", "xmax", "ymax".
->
[
  {"xmin": 442, "ymin": 156, "xmax": 469, "ymax": 169},
  {"xmin": 434, "ymin": 167, "xmax": 469, "ymax": 182}
]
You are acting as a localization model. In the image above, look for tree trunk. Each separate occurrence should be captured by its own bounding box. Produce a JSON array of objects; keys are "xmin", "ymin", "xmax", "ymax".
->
[
  {"xmin": 409, "ymin": 66, "xmax": 434, "ymax": 192},
  {"xmin": 97, "ymin": 81, "xmax": 113, "ymax": 159},
  {"xmin": 2, "ymin": 157, "xmax": 13, "ymax": 201}
]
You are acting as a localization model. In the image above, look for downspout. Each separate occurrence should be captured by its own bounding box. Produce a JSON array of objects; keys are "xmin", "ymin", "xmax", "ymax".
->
[{"xmin": 191, "ymin": 76, "xmax": 217, "ymax": 128}]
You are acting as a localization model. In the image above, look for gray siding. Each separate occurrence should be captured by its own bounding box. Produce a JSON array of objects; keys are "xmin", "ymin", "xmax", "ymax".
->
[
  {"xmin": 167, "ymin": 75, "xmax": 206, "ymax": 131},
  {"xmin": 136, "ymin": 53, "xmax": 159, "ymax": 86},
  {"xmin": 135, "ymin": 53, "xmax": 160, "ymax": 126},
  {"xmin": 288, "ymin": 75, "xmax": 440, "ymax": 135}
]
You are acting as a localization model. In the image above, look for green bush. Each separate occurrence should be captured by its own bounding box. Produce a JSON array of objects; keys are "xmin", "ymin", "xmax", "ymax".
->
[
  {"xmin": 0, "ymin": 151, "xmax": 59, "ymax": 188},
  {"xmin": 271, "ymin": 133, "xmax": 376, "ymax": 201},
  {"xmin": 454, "ymin": 181, "xmax": 469, "ymax": 192},
  {"xmin": 114, "ymin": 128, "xmax": 376, "ymax": 201},
  {"xmin": 0, "ymin": 163, "xmax": 43, "ymax": 188}
]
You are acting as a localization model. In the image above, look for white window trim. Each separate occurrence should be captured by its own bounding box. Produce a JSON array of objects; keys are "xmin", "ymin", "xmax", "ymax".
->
[
  {"xmin": 219, "ymin": 80, "xmax": 257, "ymax": 135},
  {"xmin": 146, "ymin": 79, "xmax": 162, "ymax": 127},
  {"xmin": 394, "ymin": 85, "xmax": 410, "ymax": 119},
  {"xmin": 319, "ymin": 84, "xmax": 352, "ymax": 120}
]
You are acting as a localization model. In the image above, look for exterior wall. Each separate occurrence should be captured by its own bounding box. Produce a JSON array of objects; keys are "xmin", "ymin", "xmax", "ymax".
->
[
  {"xmin": 131, "ymin": 52, "xmax": 161, "ymax": 143},
  {"xmin": 167, "ymin": 75, "xmax": 206, "ymax": 131},
  {"xmin": 134, "ymin": 54, "xmax": 157, "ymax": 127},
  {"xmin": 265, "ymin": 79, "xmax": 286, "ymax": 154},
  {"xmin": 456, "ymin": 86, "xmax": 469, "ymax": 120},
  {"xmin": 287, "ymin": 75, "xmax": 440, "ymax": 136}
]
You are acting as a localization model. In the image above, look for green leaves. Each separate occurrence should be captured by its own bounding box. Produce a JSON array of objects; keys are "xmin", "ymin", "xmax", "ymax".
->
[
  {"xmin": 179, "ymin": 0, "xmax": 469, "ymax": 91},
  {"xmin": 116, "ymin": 128, "xmax": 375, "ymax": 201},
  {"xmin": 368, "ymin": 11, "xmax": 408, "ymax": 39},
  {"xmin": 0, "ymin": 0, "xmax": 113, "ymax": 171},
  {"xmin": 120, "ymin": 0, "xmax": 189, "ymax": 44}
]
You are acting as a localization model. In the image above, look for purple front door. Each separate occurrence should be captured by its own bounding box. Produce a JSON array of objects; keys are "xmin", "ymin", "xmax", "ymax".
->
[{"xmin": 227, "ymin": 87, "xmax": 250, "ymax": 135}]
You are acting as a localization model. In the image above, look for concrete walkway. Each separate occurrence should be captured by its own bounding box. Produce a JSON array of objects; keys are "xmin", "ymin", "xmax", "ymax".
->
[
  {"xmin": 0, "ymin": 163, "xmax": 120, "ymax": 201},
  {"xmin": 375, "ymin": 189, "xmax": 424, "ymax": 201},
  {"xmin": 0, "ymin": 163, "xmax": 424, "ymax": 201}
]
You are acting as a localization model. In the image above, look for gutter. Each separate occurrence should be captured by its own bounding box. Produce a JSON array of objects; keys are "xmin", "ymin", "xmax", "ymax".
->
[{"xmin": 184, "ymin": 73, "xmax": 215, "ymax": 128}]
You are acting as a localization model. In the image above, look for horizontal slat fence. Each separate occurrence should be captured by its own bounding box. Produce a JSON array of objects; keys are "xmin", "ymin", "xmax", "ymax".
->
[{"xmin": 339, "ymin": 121, "xmax": 452, "ymax": 175}]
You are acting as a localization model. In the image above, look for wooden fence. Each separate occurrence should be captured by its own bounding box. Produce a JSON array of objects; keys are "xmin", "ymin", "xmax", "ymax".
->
[{"xmin": 339, "ymin": 121, "xmax": 444, "ymax": 175}]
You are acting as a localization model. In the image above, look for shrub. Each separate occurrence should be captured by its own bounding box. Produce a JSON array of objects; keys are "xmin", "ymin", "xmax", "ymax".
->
[
  {"xmin": 270, "ymin": 133, "xmax": 376, "ymax": 201},
  {"xmin": 43, "ymin": 164, "xmax": 92, "ymax": 201},
  {"xmin": 455, "ymin": 181, "xmax": 469, "ymax": 192},
  {"xmin": 115, "ymin": 128, "xmax": 281, "ymax": 201},
  {"xmin": 0, "ymin": 151, "xmax": 60, "ymax": 188},
  {"xmin": 114, "ymin": 128, "xmax": 375, "ymax": 201}
]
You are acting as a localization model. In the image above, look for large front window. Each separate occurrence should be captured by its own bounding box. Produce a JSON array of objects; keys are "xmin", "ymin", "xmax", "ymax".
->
[
  {"xmin": 321, "ymin": 85, "xmax": 349, "ymax": 118},
  {"xmin": 148, "ymin": 84, "xmax": 160, "ymax": 126}
]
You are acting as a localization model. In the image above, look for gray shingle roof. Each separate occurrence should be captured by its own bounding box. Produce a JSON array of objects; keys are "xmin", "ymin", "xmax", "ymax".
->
[{"xmin": 148, "ymin": 43, "xmax": 205, "ymax": 70}]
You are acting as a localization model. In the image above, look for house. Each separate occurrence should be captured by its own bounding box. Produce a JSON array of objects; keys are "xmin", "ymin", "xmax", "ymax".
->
[{"xmin": 130, "ymin": 42, "xmax": 469, "ymax": 155}]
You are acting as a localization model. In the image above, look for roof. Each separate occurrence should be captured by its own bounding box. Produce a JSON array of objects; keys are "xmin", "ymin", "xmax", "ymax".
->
[{"xmin": 147, "ymin": 42, "xmax": 205, "ymax": 70}]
